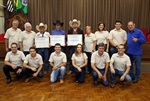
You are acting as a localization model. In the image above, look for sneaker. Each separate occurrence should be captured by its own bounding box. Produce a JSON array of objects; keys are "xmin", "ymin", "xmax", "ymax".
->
[
  {"xmin": 6, "ymin": 79, "xmax": 11, "ymax": 84},
  {"xmin": 25, "ymin": 78, "xmax": 30, "ymax": 83},
  {"xmin": 60, "ymin": 79, "xmax": 64, "ymax": 84},
  {"xmin": 110, "ymin": 83, "xmax": 115, "ymax": 88},
  {"xmin": 67, "ymin": 71, "xmax": 72, "ymax": 75},
  {"xmin": 93, "ymin": 81, "xmax": 98, "ymax": 86}
]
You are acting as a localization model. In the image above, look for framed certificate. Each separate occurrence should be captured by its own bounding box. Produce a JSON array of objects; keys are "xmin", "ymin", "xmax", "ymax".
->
[
  {"xmin": 67, "ymin": 34, "xmax": 82, "ymax": 46},
  {"xmin": 35, "ymin": 37, "xmax": 50, "ymax": 48},
  {"xmin": 50, "ymin": 35, "xmax": 65, "ymax": 46}
]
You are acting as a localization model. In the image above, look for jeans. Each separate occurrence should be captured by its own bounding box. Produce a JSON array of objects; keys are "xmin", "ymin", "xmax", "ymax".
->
[
  {"xmin": 3, "ymin": 65, "xmax": 24, "ymax": 79},
  {"xmin": 37, "ymin": 48, "xmax": 50, "ymax": 71},
  {"xmin": 23, "ymin": 68, "xmax": 43, "ymax": 78},
  {"xmin": 50, "ymin": 66, "xmax": 66, "ymax": 82},
  {"xmin": 69, "ymin": 46, "xmax": 75, "ymax": 72},
  {"xmin": 110, "ymin": 69, "xmax": 131, "ymax": 84},
  {"xmin": 127, "ymin": 54, "xmax": 142, "ymax": 80},
  {"xmin": 23, "ymin": 51, "xmax": 29, "ymax": 56},
  {"xmin": 92, "ymin": 68, "xmax": 109, "ymax": 86},
  {"xmin": 85, "ymin": 52, "xmax": 92, "ymax": 73},
  {"xmin": 109, "ymin": 45, "xmax": 118, "ymax": 58},
  {"xmin": 74, "ymin": 67, "xmax": 86, "ymax": 83}
]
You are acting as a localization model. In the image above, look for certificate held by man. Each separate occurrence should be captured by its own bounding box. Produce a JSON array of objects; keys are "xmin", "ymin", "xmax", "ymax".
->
[
  {"xmin": 67, "ymin": 34, "xmax": 82, "ymax": 46},
  {"xmin": 50, "ymin": 35, "xmax": 65, "ymax": 46},
  {"xmin": 35, "ymin": 37, "xmax": 50, "ymax": 48}
]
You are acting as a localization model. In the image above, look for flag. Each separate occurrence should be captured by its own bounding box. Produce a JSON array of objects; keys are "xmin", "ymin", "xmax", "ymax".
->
[
  {"xmin": 22, "ymin": 0, "xmax": 28, "ymax": 14},
  {"xmin": 7, "ymin": 0, "xmax": 14, "ymax": 12},
  {"xmin": 14, "ymin": 0, "xmax": 22, "ymax": 11},
  {"xmin": 14, "ymin": 0, "xmax": 28, "ymax": 14}
]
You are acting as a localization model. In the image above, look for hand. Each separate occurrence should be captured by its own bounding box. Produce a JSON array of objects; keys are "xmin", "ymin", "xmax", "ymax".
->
[
  {"xmin": 33, "ymin": 72, "xmax": 38, "ymax": 77},
  {"xmin": 106, "ymin": 49, "xmax": 109, "ymax": 53},
  {"xmin": 5, "ymin": 48, "xmax": 8, "ymax": 52},
  {"xmin": 110, "ymin": 68, "xmax": 115, "ymax": 74},
  {"xmin": 16, "ymin": 69, "xmax": 22, "ymax": 74},
  {"xmin": 11, "ymin": 64, "xmax": 17, "ymax": 69},
  {"xmin": 31, "ymin": 67, "xmax": 37, "ymax": 72},
  {"xmin": 77, "ymin": 67, "xmax": 82, "ymax": 72},
  {"xmin": 52, "ymin": 66, "xmax": 58, "ymax": 70},
  {"xmin": 20, "ymin": 48, "xmax": 23, "ymax": 51},
  {"xmin": 120, "ymin": 75, "xmax": 125, "ymax": 81},
  {"xmin": 98, "ymin": 72, "xmax": 103, "ymax": 79},
  {"xmin": 33, "ymin": 44, "xmax": 36, "ymax": 48},
  {"xmin": 102, "ymin": 75, "xmax": 107, "ymax": 82},
  {"xmin": 132, "ymin": 38, "xmax": 138, "ymax": 42}
]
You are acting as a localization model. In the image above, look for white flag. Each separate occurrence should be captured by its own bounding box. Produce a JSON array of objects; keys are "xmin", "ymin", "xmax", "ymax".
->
[{"xmin": 7, "ymin": 0, "xmax": 14, "ymax": 12}]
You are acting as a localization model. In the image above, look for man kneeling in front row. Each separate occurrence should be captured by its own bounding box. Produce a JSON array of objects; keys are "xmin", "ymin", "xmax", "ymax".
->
[
  {"xmin": 3, "ymin": 43, "xmax": 25, "ymax": 84},
  {"xmin": 110, "ymin": 44, "xmax": 131, "ymax": 88},
  {"xmin": 23, "ymin": 47, "xmax": 43, "ymax": 82},
  {"xmin": 49, "ymin": 43, "xmax": 67, "ymax": 84}
]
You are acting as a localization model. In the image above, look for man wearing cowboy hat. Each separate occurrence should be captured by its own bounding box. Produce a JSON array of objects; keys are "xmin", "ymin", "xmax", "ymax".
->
[
  {"xmin": 67, "ymin": 19, "xmax": 84, "ymax": 75},
  {"xmin": 51, "ymin": 20, "xmax": 66, "ymax": 52},
  {"xmin": 35, "ymin": 23, "xmax": 50, "ymax": 74}
]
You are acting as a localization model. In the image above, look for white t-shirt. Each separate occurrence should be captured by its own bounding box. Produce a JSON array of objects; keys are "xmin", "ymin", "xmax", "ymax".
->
[
  {"xmin": 4, "ymin": 27, "xmax": 22, "ymax": 48},
  {"xmin": 49, "ymin": 52, "xmax": 67, "ymax": 66},
  {"xmin": 5, "ymin": 50, "xmax": 25, "ymax": 66},
  {"xmin": 111, "ymin": 53, "xmax": 131, "ymax": 71},
  {"xmin": 71, "ymin": 53, "xmax": 88, "ymax": 66},
  {"xmin": 91, "ymin": 51, "xmax": 110, "ymax": 69},
  {"xmin": 95, "ymin": 31, "xmax": 109, "ymax": 45},
  {"xmin": 24, "ymin": 53, "xmax": 43, "ymax": 68},
  {"xmin": 108, "ymin": 28, "xmax": 127, "ymax": 45},
  {"xmin": 19, "ymin": 30, "xmax": 36, "ymax": 51}
]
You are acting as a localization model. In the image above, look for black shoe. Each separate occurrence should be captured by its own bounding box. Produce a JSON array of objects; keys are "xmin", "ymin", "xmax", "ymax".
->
[
  {"xmin": 110, "ymin": 83, "xmax": 115, "ymax": 88},
  {"xmin": 119, "ymin": 81, "xmax": 124, "ymax": 85},
  {"xmin": 6, "ymin": 79, "xmax": 11, "ymax": 84},
  {"xmin": 133, "ymin": 79, "xmax": 138, "ymax": 83},
  {"xmin": 93, "ymin": 81, "xmax": 98, "ymax": 86}
]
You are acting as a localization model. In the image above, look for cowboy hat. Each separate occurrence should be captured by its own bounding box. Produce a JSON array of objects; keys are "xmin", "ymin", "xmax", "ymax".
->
[
  {"xmin": 53, "ymin": 20, "xmax": 64, "ymax": 26},
  {"xmin": 69, "ymin": 19, "xmax": 81, "ymax": 28},
  {"xmin": 36, "ymin": 23, "xmax": 47, "ymax": 31}
]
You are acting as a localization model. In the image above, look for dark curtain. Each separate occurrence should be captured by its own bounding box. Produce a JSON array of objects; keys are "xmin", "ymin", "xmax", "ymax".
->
[{"xmin": 7, "ymin": 0, "xmax": 150, "ymax": 33}]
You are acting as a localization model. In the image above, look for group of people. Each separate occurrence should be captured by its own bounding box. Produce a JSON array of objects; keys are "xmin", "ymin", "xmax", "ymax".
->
[{"xmin": 3, "ymin": 19, "xmax": 146, "ymax": 88}]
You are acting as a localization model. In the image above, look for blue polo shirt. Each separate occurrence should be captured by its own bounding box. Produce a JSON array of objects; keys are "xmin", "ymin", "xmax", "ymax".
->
[
  {"xmin": 126, "ymin": 28, "xmax": 146, "ymax": 55},
  {"xmin": 51, "ymin": 29, "xmax": 66, "ymax": 35}
]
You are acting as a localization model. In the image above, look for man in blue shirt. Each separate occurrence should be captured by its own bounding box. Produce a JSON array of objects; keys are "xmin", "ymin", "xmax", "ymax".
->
[
  {"xmin": 51, "ymin": 20, "xmax": 66, "ymax": 52},
  {"xmin": 126, "ymin": 21, "xmax": 146, "ymax": 83}
]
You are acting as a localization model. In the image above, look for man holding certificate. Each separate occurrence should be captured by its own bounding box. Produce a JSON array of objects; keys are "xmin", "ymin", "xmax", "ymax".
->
[
  {"xmin": 67, "ymin": 19, "xmax": 84, "ymax": 75},
  {"xmin": 35, "ymin": 23, "xmax": 50, "ymax": 74},
  {"xmin": 51, "ymin": 20, "xmax": 66, "ymax": 52}
]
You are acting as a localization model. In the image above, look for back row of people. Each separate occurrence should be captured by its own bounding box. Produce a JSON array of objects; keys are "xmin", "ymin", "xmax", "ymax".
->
[{"xmin": 3, "ymin": 19, "xmax": 146, "ymax": 87}]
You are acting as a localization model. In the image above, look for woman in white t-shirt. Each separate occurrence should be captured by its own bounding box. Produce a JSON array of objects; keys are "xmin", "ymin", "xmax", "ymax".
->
[
  {"xmin": 95, "ymin": 22, "xmax": 109, "ymax": 52},
  {"xmin": 72, "ymin": 44, "xmax": 88, "ymax": 83}
]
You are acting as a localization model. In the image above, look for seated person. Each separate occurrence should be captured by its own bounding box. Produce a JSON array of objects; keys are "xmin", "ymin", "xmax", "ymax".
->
[
  {"xmin": 110, "ymin": 44, "xmax": 131, "ymax": 88},
  {"xmin": 3, "ymin": 43, "xmax": 25, "ymax": 84},
  {"xmin": 23, "ymin": 47, "xmax": 43, "ymax": 82},
  {"xmin": 49, "ymin": 43, "xmax": 67, "ymax": 84},
  {"xmin": 72, "ymin": 44, "xmax": 88, "ymax": 83}
]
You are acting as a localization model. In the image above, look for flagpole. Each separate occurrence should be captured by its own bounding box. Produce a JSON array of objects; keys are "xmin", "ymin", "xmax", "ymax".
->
[{"xmin": 0, "ymin": 4, "xmax": 6, "ymax": 8}]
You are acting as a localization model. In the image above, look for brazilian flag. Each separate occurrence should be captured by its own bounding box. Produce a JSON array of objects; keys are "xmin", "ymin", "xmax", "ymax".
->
[{"xmin": 14, "ymin": 0, "xmax": 28, "ymax": 14}]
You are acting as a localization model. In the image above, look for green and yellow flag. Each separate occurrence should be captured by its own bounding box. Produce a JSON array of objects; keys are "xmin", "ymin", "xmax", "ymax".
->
[{"xmin": 14, "ymin": 0, "xmax": 28, "ymax": 14}]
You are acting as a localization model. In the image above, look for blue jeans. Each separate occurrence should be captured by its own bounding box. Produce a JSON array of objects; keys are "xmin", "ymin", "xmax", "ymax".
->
[
  {"xmin": 23, "ymin": 68, "xmax": 43, "ymax": 78},
  {"xmin": 23, "ymin": 51, "xmax": 29, "ymax": 56},
  {"xmin": 110, "ymin": 69, "xmax": 131, "ymax": 84},
  {"xmin": 37, "ymin": 48, "xmax": 50, "ymax": 71},
  {"xmin": 74, "ymin": 67, "xmax": 86, "ymax": 83},
  {"xmin": 109, "ymin": 45, "xmax": 118, "ymax": 58},
  {"xmin": 50, "ymin": 66, "xmax": 66, "ymax": 82},
  {"xmin": 127, "ymin": 54, "xmax": 142, "ymax": 80},
  {"xmin": 92, "ymin": 68, "xmax": 109, "ymax": 86},
  {"xmin": 69, "ymin": 46, "xmax": 75, "ymax": 72},
  {"xmin": 85, "ymin": 52, "xmax": 92, "ymax": 73}
]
